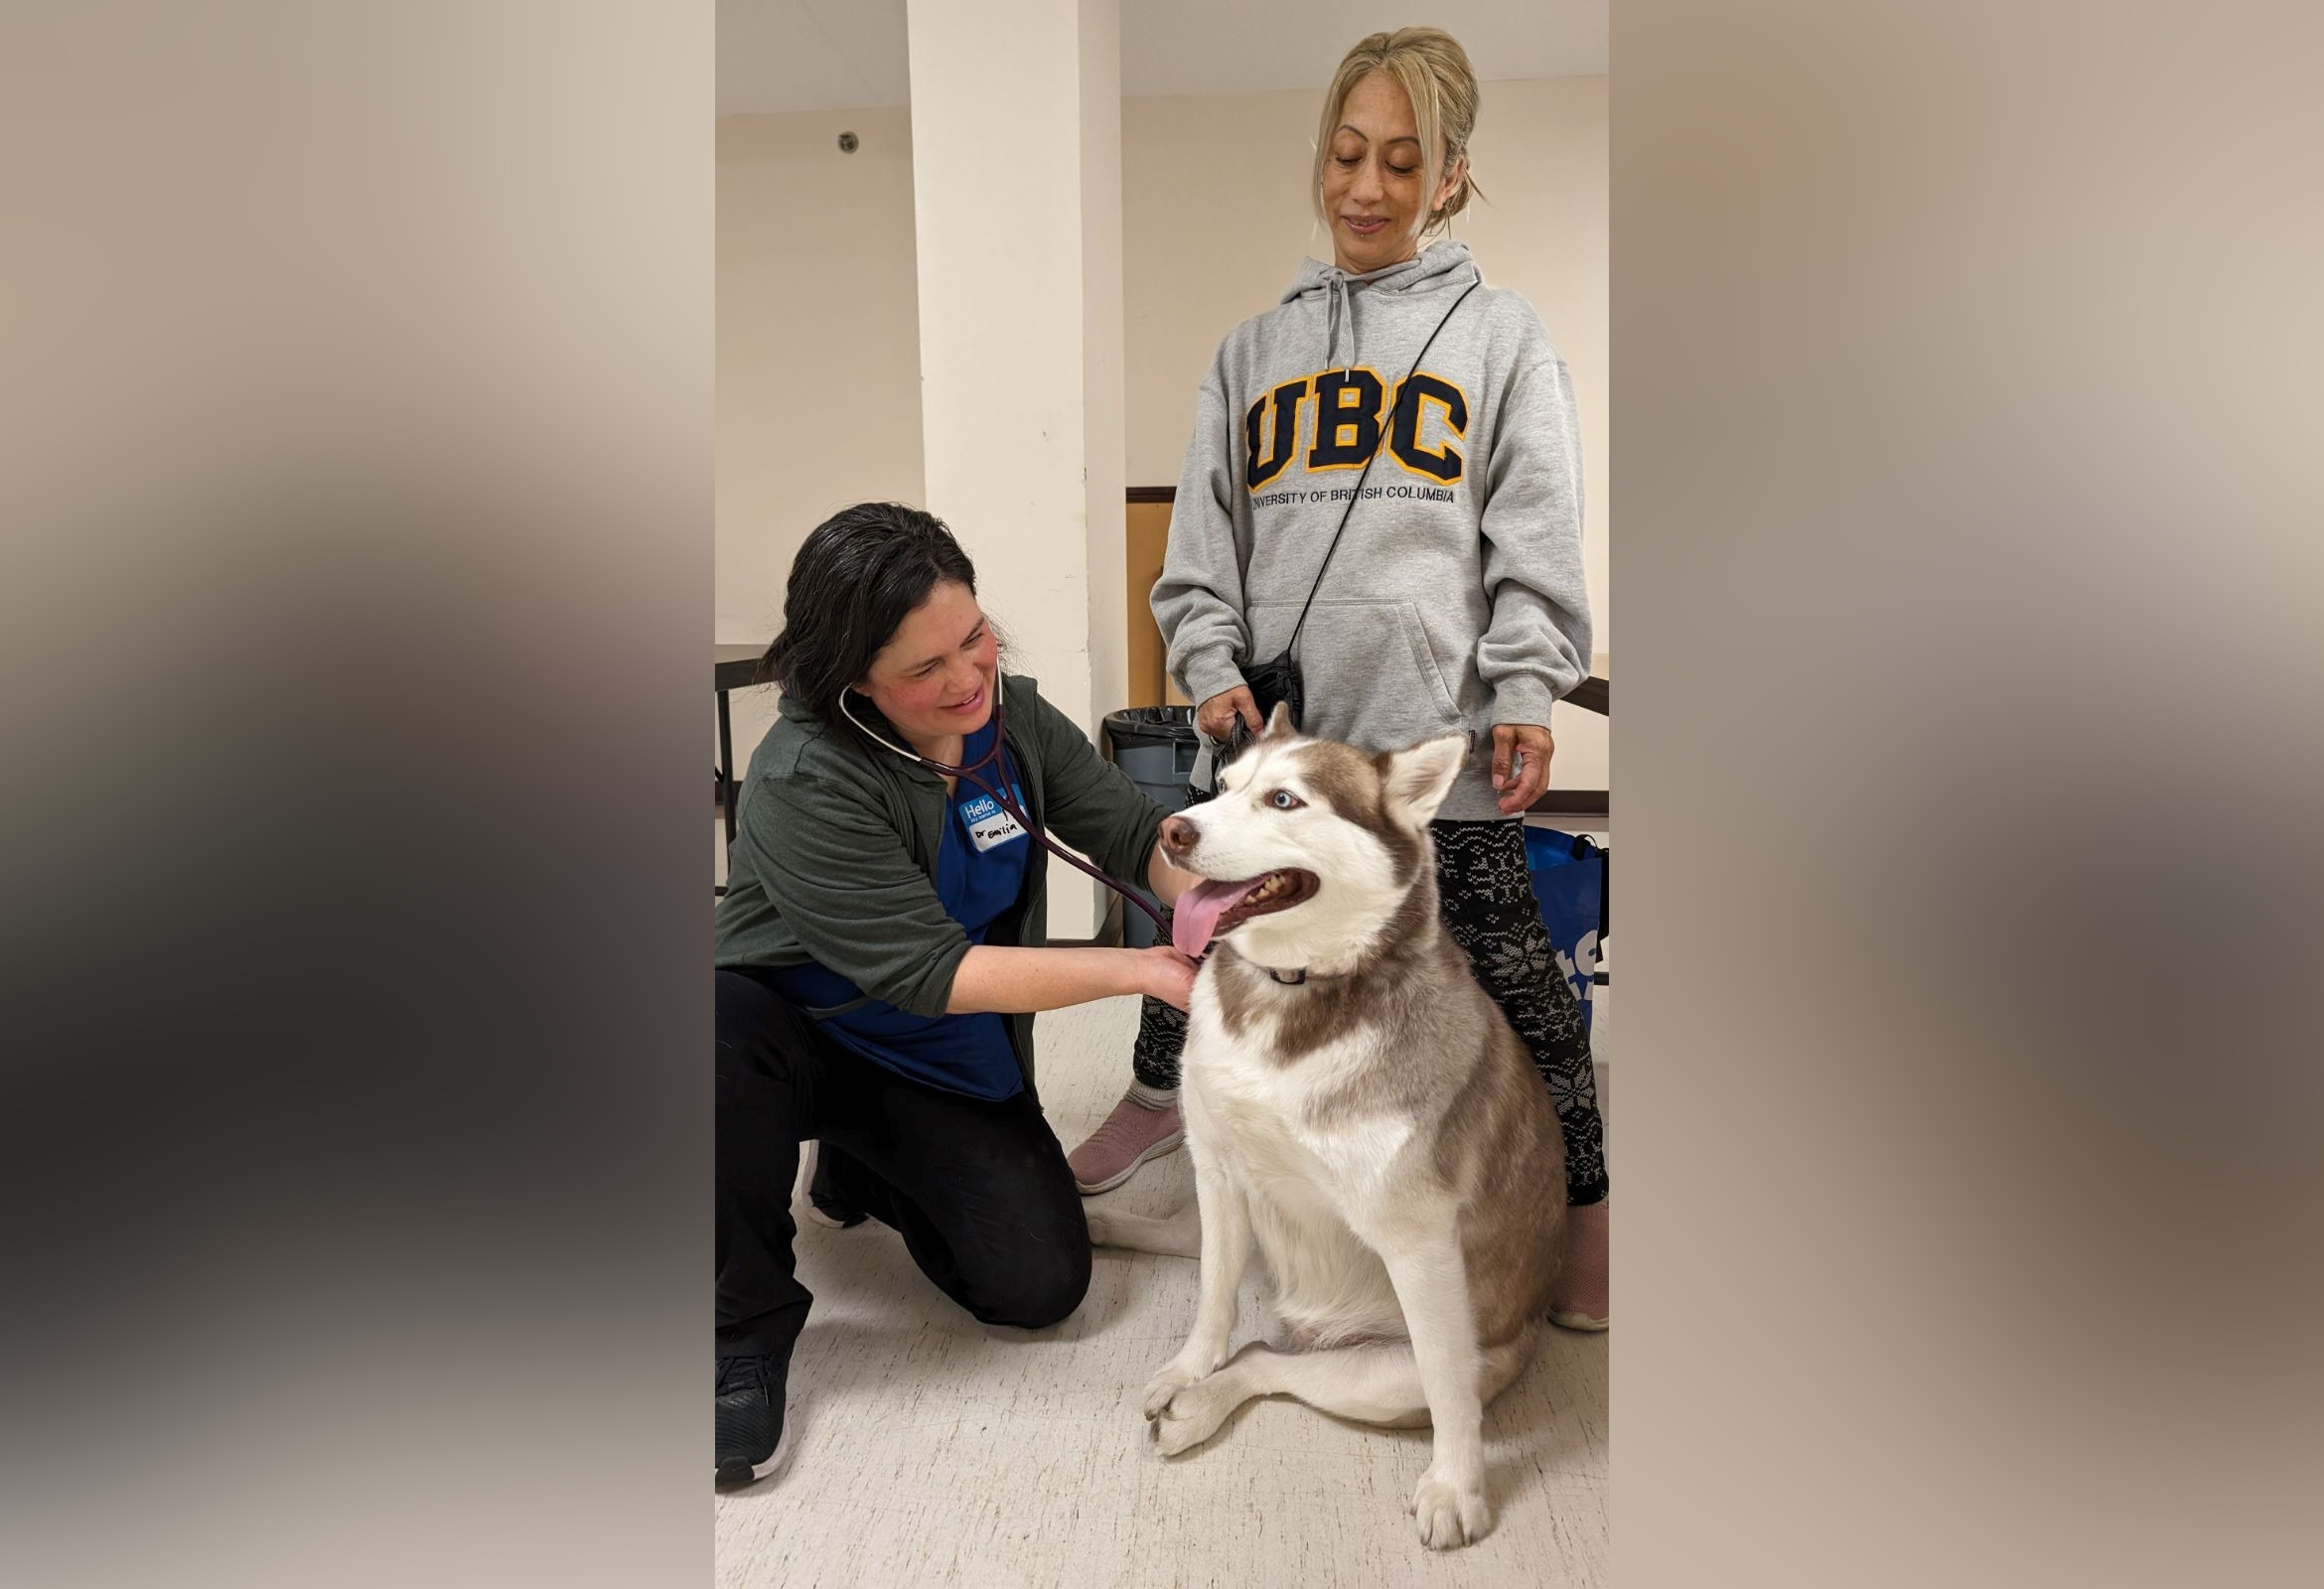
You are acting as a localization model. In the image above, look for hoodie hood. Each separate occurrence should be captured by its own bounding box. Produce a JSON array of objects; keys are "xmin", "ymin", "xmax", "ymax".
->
[{"xmin": 1282, "ymin": 240, "xmax": 1481, "ymax": 372}]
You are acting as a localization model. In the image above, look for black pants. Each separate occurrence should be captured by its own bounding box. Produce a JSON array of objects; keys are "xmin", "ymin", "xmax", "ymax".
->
[
  {"xmin": 1130, "ymin": 816, "xmax": 1610, "ymax": 1205},
  {"xmin": 715, "ymin": 971, "xmax": 1091, "ymax": 1360}
]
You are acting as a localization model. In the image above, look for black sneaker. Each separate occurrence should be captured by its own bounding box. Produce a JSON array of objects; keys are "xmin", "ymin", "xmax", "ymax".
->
[{"xmin": 714, "ymin": 1353, "xmax": 790, "ymax": 1488}]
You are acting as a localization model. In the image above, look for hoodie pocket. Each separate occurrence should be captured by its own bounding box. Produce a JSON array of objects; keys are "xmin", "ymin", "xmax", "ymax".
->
[{"xmin": 1251, "ymin": 598, "xmax": 1464, "ymax": 749}]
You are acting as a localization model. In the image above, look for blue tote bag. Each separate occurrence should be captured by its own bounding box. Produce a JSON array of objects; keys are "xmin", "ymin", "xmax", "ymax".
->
[{"xmin": 1523, "ymin": 827, "xmax": 1607, "ymax": 1030}]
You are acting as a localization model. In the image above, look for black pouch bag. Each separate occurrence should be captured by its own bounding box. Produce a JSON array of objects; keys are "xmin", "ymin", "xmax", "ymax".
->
[{"xmin": 1238, "ymin": 648, "xmax": 1304, "ymax": 733}]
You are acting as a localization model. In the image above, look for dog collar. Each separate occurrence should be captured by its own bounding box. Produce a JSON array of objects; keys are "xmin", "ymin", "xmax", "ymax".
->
[{"xmin": 1268, "ymin": 968, "xmax": 1306, "ymax": 986}]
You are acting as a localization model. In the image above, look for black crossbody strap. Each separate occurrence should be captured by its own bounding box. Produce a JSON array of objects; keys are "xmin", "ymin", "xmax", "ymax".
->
[{"xmin": 1284, "ymin": 272, "xmax": 1483, "ymax": 656}]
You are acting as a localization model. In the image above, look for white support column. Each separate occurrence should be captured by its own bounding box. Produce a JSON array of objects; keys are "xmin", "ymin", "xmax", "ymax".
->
[
  {"xmin": 907, "ymin": 0, "xmax": 1124, "ymax": 938},
  {"xmin": 1079, "ymin": 0, "xmax": 1128, "ymax": 754}
]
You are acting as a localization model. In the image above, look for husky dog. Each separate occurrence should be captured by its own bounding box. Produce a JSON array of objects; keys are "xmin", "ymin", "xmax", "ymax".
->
[{"xmin": 1088, "ymin": 706, "xmax": 1565, "ymax": 1550}]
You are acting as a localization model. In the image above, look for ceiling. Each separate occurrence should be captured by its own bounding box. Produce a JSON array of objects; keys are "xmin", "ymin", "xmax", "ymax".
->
[{"xmin": 717, "ymin": 0, "xmax": 1609, "ymax": 116}]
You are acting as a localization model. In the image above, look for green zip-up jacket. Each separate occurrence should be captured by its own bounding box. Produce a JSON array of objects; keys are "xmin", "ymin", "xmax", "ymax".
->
[{"xmin": 714, "ymin": 673, "xmax": 1168, "ymax": 1089}]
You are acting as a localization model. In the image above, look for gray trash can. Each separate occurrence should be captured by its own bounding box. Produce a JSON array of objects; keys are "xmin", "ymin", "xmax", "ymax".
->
[{"xmin": 1103, "ymin": 706, "xmax": 1201, "ymax": 948}]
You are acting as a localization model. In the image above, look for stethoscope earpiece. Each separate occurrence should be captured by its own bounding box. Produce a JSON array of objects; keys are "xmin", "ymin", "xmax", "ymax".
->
[{"xmin": 835, "ymin": 688, "xmax": 910, "ymax": 760}]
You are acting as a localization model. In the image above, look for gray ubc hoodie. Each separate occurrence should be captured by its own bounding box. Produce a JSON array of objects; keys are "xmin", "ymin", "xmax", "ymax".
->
[{"xmin": 1152, "ymin": 239, "xmax": 1592, "ymax": 822}]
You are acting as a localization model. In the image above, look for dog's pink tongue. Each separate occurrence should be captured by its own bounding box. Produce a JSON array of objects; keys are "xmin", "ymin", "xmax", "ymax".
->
[{"xmin": 1173, "ymin": 877, "xmax": 1261, "ymax": 958}]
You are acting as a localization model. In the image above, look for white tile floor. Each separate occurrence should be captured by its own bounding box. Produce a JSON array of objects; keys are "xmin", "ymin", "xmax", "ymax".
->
[{"xmin": 713, "ymin": 991, "xmax": 1611, "ymax": 1588}]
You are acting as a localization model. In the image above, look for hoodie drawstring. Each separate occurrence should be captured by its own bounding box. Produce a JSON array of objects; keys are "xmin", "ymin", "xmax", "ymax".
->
[
  {"xmin": 1323, "ymin": 269, "xmax": 1356, "ymax": 374},
  {"xmin": 1312, "ymin": 244, "xmax": 1485, "ymax": 376}
]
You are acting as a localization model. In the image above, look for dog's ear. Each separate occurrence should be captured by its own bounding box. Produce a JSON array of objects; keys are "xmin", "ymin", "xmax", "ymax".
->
[
  {"xmin": 1258, "ymin": 700, "xmax": 1297, "ymax": 741},
  {"xmin": 1379, "ymin": 734, "xmax": 1469, "ymax": 828}
]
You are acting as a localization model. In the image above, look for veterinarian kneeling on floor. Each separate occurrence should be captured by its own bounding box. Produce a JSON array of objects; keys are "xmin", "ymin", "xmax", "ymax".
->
[{"xmin": 714, "ymin": 502, "xmax": 1202, "ymax": 1489}]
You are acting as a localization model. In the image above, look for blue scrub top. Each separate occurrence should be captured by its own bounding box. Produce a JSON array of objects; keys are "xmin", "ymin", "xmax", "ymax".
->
[{"xmin": 768, "ymin": 715, "xmax": 1033, "ymax": 1100}]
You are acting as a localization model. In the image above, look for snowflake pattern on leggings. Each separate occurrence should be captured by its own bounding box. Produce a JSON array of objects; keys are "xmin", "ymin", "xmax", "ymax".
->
[{"xmin": 1129, "ymin": 816, "xmax": 1607, "ymax": 1204}]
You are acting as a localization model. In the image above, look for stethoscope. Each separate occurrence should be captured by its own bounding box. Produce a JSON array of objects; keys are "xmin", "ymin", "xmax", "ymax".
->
[{"xmin": 838, "ymin": 675, "xmax": 1175, "ymax": 943}]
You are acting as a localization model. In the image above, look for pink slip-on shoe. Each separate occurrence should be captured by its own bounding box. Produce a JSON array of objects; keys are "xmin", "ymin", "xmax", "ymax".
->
[
  {"xmin": 1549, "ymin": 1200, "xmax": 1609, "ymax": 1330},
  {"xmin": 1067, "ymin": 1096, "xmax": 1184, "ymax": 1195}
]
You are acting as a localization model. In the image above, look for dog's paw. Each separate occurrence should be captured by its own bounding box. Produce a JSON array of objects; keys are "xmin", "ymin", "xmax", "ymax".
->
[
  {"xmin": 1408, "ymin": 1464, "xmax": 1492, "ymax": 1550},
  {"xmin": 1148, "ymin": 1372, "xmax": 1241, "ymax": 1457},
  {"xmin": 1140, "ymin": 1360, "xmax": 1207, "ymax": 1422},
  {"xmin": 1084, "ymin": 1208, "xmax": 1118, "ymax": 1247}
]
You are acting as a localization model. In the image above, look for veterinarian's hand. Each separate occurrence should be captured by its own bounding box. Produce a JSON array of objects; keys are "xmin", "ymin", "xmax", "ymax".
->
[
  {"xmin": 1136, "ymin": 945, "xmax": 1199, "ymax": 1011},
  {"xmin": 1491, "ymin": 723, "xmax": 1553, "ymax": 816},
  {"xmin": 1197, "ymin": 684, "xmax": 1262, "ymax": 743},
  {"xmin": 1146, "ymin": 841, "xmax": 1205, "ymax": 908}
]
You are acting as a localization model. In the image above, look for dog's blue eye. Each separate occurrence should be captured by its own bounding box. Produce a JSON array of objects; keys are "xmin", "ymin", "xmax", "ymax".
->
[{"xmin": 1268, "ymin": 790, "xmax": 1303, "ymax": 810}]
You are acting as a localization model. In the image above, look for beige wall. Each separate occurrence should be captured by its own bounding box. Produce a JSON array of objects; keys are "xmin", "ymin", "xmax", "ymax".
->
[
  {"xmin": 715, "ymin": 106, "xmax": 925, "ymax": 763},
  {"xmin": 716, "ymin": 75, "xmax": 1609, "ymax": 794}
]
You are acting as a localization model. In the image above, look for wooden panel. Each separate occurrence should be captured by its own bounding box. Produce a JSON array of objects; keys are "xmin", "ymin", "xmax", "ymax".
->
[{"xmin": 1125, "ymin": 498, "xmax": 1174, "ymax": 707}]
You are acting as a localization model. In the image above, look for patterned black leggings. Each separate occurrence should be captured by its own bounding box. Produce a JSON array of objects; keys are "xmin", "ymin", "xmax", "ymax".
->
[{"xmin": 1130, "ymin": 816, "xmax": 1609, "ymax": 1205}]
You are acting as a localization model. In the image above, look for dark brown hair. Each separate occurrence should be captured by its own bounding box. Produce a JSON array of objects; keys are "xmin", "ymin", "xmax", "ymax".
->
[{"xmin": 760, "ymin": 503, "xmax": 979, "ymax": 748}]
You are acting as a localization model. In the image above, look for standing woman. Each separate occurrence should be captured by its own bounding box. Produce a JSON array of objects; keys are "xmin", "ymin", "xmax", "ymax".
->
[
  {"xmin": 1064, "ymin": 29, "xmax": 1610, "ymax": 1329},
  {"xmin": 715, "ymin": 503, "xmax": 1199, "ymax": 1487}
]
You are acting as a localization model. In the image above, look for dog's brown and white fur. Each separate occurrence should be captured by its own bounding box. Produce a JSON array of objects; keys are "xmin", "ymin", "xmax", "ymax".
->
[{"xmin": 1089, "ymin": 707, "xmax": 1565, "ymax": 1549}]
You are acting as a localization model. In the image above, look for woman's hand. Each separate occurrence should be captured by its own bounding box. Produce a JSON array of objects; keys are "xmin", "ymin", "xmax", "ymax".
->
[
  {"xmin": 1197, "ymin": 685, "xmax": 1262, "ymax": 743},
  {"xmin": 1491, "ymin": 723, "xmax": 1554, "ymax": 816},
  {"xmin": 1135, "ymin": 944, "xmax": 1200, "ymax": 1012},
  {"xmin": 1146, "ymin": 840, "xmax": 1204, "ymax": 908}
]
